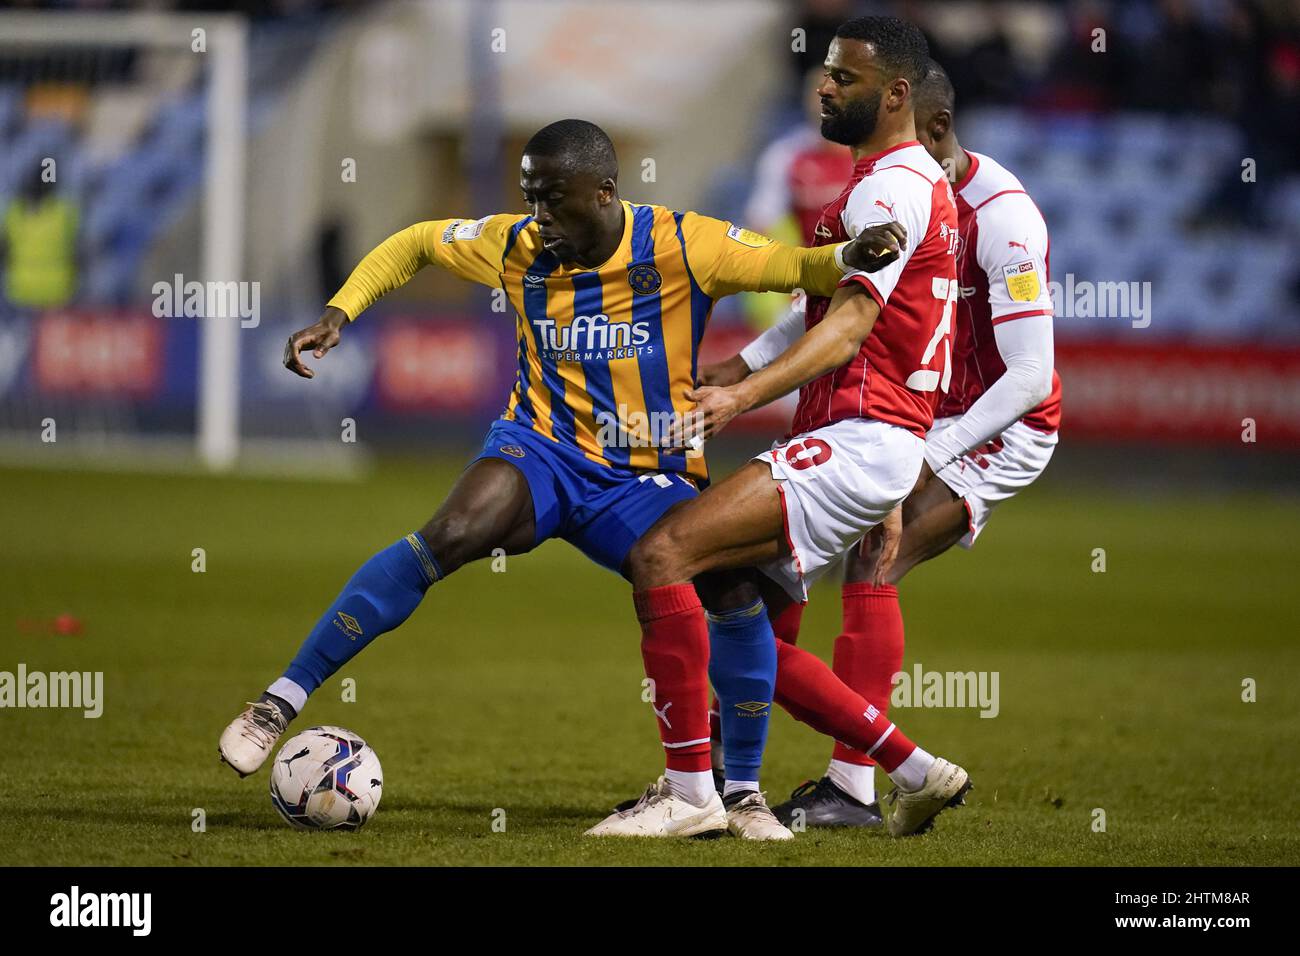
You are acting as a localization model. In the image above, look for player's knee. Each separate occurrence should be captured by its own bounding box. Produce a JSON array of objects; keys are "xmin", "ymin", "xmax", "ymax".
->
[
  {"xmin": 625, "ymin": 524, "xmax": 687, "ymax": 588},
  {"xmin": 418, "ymin": 512, "xmax": 494, "ymax": 575}
]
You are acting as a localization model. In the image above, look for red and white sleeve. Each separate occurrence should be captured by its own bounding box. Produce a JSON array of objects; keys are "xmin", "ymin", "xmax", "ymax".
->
[
  {"xmin": 976, "ymin": 193, "xmax": 1053, "ymax": 325},
  {"xmin": 838, "ymin": 167, "xmax": 931, "ymax": 306}
]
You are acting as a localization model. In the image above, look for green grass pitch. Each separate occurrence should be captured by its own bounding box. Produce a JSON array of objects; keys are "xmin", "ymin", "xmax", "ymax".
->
[{"xmin": 2, "ymin": 454, "xmax": 1297, "ymax": 866}]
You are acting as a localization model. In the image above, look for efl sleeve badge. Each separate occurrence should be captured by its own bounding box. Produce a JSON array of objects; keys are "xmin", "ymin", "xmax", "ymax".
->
[{"xmin": 1002, "ymin": 260, "xmax": 1040, "ymax": 302}]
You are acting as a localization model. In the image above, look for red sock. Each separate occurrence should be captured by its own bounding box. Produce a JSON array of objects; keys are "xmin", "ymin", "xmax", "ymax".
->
[
  {"xmin": 711, "ymin": 600, "xmax": 806, "ymax": 740},
  {"xmin": 830, "ymin": 583, "xmax": 905, "ymax": 767},
  {"xmin": 774, "ymin": 637, "xmax": 916, "ymax": 773},
  {"xmin": 635, "ymin": 585, "xmax": 712, "ymax": 773},
  {"xmin": 770, "ymin": 599, "xmax": 806, "ymax": 646}
]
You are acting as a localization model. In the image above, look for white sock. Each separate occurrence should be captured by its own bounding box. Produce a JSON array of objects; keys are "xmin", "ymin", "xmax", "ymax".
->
[
  {"xmin": 267, "ymin": 678, "xmax": 307, "ymax": 715},
  {"xmin": 887, "ymin": 747, "xmax": 936, "ymax": 793},
  {"xmin": 827, "ymin": 758, "xmax": 876, "ymax": 805},
  {"xmin": 665, "ymin": 769, "xmax": 716, "ymax": 807},
  {"xmin": 723, "ymin": 779, "xmax": 759, "ymax": 798}
]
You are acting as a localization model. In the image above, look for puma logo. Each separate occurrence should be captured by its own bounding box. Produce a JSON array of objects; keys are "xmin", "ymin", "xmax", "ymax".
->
[
  {"xmin": 1008, "ymin": 238, "xmax": 1030, "ymax": 253},
  {"xmin": 282, "ymin": 747, "xmax": 310, "ymax": 772},
  {"xmin": 652, "ymin": 700, "xmax": 673, "ymax": 729},
  {"xmin": 874, "ymin": 199, "xmax": 896, "ymax": 216}
]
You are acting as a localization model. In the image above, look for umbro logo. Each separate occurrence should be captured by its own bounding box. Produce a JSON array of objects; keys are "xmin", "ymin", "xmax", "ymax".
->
[
  {"xmin": 735, "ymin": 700, "xmax": 771, "ymax": 716},
  {"xmin": 335, "ymin": 611, "xmax": 363, "ymax": 638},
  {"xmin": 524, "ymin": 274, "xmax": 546, "ymax": 285}
]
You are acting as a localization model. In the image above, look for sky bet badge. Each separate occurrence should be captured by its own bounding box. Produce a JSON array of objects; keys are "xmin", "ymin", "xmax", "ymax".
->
[
  {"xmin": 725, "ymin": 223, "xmax": 773, "ymax": 247},
  {"xmin": 627, "ymin": 263, "xmax": 662, "ymax": 295},
  {"xmin": 1003, "ymin": 260, "xmax": 1040, "ymax": 302}
]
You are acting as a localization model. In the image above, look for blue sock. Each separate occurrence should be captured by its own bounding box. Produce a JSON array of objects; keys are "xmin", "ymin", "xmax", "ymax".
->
[
  {"xmin": 707, "ymin": 600, "xmax": 777, "ymax": 787},
  {"xmin": 281, "ymin": 533, "xmax": 440, "ymax": 698}
]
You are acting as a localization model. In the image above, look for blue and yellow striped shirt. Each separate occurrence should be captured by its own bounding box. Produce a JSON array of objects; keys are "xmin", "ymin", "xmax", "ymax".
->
[{"xmin": 328, "ymin": 201, "xmax": 845, "ymax": 482}]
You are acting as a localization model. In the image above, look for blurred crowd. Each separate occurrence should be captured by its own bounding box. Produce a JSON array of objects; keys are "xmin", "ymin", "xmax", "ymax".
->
[
  {"xmin": 0, "ymin": 0, "xmax": 364, "ymax": 16},
  {"xmin": 793, "ymin": 0, "xmax": 1300, "ymax": 148},
  {"xmin": 5, "ymin": 0, "xmax": 1299, "ymax": 332}
]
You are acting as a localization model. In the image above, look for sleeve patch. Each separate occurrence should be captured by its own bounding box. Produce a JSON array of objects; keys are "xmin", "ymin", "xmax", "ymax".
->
[
  {"xmin": 726, "ymin": 224, "xmax": 773, "ymax": 248},
  {"xmin": 440, "ymin": 220, "xmax": 463, "ymax": 243},
  {"xmin": 450, "ymin": 217, "xmax": 489, "ymax": 242},
  {"xmin": 1002, "ymin": 260, "xmax": 1040, "ymax": 302}
]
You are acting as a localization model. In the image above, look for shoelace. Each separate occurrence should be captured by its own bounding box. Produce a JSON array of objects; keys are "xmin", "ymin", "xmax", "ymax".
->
[
  {"xmin": 237, "ymin": 700, "xmax": 287, "ymax": 749},
  {"xmin": 732, "ymin": 792, "xmax": 775, "ymax": 817},
  {"xmin": 621, "ymin": 781, "xmax": 667, "ymax": 816}
]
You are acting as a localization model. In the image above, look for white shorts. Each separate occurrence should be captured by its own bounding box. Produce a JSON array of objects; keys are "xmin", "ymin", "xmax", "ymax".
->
[
  {"xmin": 929, "ymin": 416, "xmax": 1058, "ymax": 548},
  {"xmin": 756, "ymin": 418, "xmax": 924, "ymax": 603}
]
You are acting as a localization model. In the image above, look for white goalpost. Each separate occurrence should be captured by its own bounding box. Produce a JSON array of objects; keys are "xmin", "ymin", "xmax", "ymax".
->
[{"xmin": 0, "ymin": 10, "xmax": 247, "ymax": 471}]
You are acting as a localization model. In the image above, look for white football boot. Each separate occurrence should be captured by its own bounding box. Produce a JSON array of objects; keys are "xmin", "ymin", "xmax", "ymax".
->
[
  {"xmin": 218, "ymin": 698, "xmax": 292, "ymax": 777},
  {"xmin": 585, "ymin": 776, "xmax": 727, "ymax": 838},
  {"xmin": 885, "ymin": 757, "xmax": 972, "ymax": 837},
  {"xmin": 725, "ymin": 791, "xmax": 795, "ymax": 841}
]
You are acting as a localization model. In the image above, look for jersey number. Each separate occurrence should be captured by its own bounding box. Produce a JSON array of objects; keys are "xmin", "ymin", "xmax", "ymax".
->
[
  {"xmin": 784, "ymin": 438, "xmax": 832, "ymax": 470},
  {"xmin": 905, "ymin": 276, "xmax": 957, "ymax": 393}
]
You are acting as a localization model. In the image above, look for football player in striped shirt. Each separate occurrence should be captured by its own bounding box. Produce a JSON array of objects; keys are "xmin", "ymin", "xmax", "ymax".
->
[{"xmin": 217, "ymin": 119, "xmax": 894, "ymax": 840}]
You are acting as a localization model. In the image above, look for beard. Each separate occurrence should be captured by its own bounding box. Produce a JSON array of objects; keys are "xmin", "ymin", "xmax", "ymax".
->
[{"xmin": 820, "ymin": 89, "xmax": 882, "ymax": 146}]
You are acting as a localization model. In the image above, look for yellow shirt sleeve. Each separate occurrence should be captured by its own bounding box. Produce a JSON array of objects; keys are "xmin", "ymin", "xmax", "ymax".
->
[
  {"xmin": 326, "ymin": 214, "xmax": 522, "ymax": 321},
  {"xmin": 677, "ymin": 212, "xmax": 845, "ymax": 300}
]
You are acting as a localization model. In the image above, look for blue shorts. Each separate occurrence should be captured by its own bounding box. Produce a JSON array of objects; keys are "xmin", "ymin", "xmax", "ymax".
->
[{"xmin": 475, "ymin": 419, "xmax": 698, "ymax": 574}]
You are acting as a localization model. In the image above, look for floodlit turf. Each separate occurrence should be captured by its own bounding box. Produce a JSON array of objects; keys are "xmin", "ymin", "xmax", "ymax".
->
[{"xmin": 3, "ymin": 454, "xmax": 1298, "ymax": 866}]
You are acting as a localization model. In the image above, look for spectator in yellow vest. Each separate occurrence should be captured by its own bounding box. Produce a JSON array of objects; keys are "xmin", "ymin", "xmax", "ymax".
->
[{"xmin": 2, "ymin": 168, "xmax": 80, "ymax": 308}]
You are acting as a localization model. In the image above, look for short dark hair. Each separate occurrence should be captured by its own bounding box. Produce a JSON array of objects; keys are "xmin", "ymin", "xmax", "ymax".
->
[
  {"xmin": 913, "ymin": 57, "xmax": 956, "ymax": 116},
  {"xmin": 523, "ymin": 119, "xmax": 618, "ymax": 181},
  {"xmin": 834, "ymin": 15, "xmax": 930, "ymax": 86}
]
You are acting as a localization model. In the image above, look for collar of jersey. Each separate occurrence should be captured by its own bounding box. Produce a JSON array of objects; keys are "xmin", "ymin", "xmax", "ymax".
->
[
  {"xmin": 852, "ymin": 139, "xmax": 921, "ymax": 172},
  {"xmin": 543, "ymin": 200, "xmax": 636, "ymax": 275},
  {"xmin": 952, "ymin": 149, "xmax": 980, "ymax": 194}
]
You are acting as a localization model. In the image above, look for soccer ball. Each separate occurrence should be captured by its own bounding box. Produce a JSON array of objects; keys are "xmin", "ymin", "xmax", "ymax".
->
[{"xmin": 269, "ymin": 726, "xmax": 383, "ymax": 831}]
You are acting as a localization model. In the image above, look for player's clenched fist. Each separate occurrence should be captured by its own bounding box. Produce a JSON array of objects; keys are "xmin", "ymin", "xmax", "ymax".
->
[
  {"xmin": 283, "ymin": 306, "xmax": 348, "ymax": 378},
  {"xmin": 841, "ymin": 220, "xmax": 907, "ymax": 272}
]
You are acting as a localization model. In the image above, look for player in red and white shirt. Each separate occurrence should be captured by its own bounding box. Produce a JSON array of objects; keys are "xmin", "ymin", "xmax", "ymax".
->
[
  {"xmin": 708, "ymin": 59, "xmax": 1058, "ymax": 826},
  {"xmin": 589, "ymin": 18, "xmax": 971, "ymax": 841}
]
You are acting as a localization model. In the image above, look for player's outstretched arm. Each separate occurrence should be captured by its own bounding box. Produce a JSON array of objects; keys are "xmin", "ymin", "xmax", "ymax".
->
[
  {"xmin": 754, "ymin": 220, "xmax": 907, "ymax": 296},
  {"xmin": 283, "ymin": 215, "xmax": 514, "ymax": 379},
  {"xmin": 677, "ymin": 284, "xmax": 880, "ymax": 443}
]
